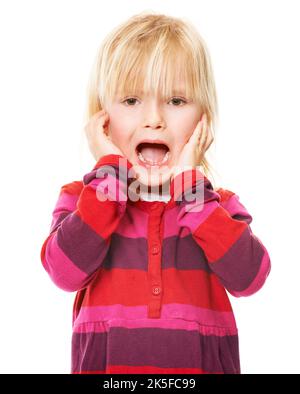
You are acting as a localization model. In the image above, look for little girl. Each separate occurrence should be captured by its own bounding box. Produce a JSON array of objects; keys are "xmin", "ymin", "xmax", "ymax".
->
[{"xmin": 40, "ymin": 11, "xmax": 271, "ymax": 374}]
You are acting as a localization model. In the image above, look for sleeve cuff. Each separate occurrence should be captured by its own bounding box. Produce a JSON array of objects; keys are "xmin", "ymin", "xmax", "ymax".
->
[
  {"xmin": 83, "ymin": 154, "xmax": 134, "ymax": 186},
  {"xmin": 170, "ymin": 168, "xmax": 210, "ymax": 202}
]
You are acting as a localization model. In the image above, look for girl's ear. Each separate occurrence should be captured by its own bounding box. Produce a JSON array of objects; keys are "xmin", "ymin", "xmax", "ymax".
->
[
  {"xmin": 102, "ymin": 114, "xmax": 110, "ymax": 137},
  {"xmin": 106, "ymin": 124, "xmax": 111, "ymax": 138}
]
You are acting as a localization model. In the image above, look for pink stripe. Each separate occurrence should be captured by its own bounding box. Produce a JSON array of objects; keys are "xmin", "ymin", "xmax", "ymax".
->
[
  {"xmin": 117, "ymin": 205, "xmax": 149, "ymax": 238},
  {"xmin": 73, "ymin": 303, "xmax": 237, "ymax": 332},
  {"xmin": 177, "ymin": 200, "xmax": 219, "ymax": 233},
  {"xmin": 115, "ymin": 205, "xmax": 195, "ymax": 239},
  {"xmin": 228, "ymin": 243, "xmax": 271, "ymax": 297},
  {"xmin": 221, "ymin": 194, "xmax": 252, "ymax": 223},
  {"xmin": 164, "ymin": 208, "xmax": 191, "ymax": 237},
  {"xmin": 54, "ymin": 192, "xmax": 79, "ymax": 213},
  {"xmin": 42, "ymin": 233, "xmax": 88, "ymax": 292},
  {"xmin": 116, "ymin": 194, "xmax": 251, "ymax": 239},
  {"xmin": 73, "ymin": 318, "xmax": 237, "ymax": 336}
]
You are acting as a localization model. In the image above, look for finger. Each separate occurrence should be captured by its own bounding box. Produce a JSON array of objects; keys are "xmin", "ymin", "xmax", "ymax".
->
[
  {"xmin": 90, "ymin": 109, "xmax": 104, "ymax": 121},
  {"xmin": 196, "ymin": 113, "xmax": 208, "ymax": 140},
  {"xmin": 197, "ymin": 118, "xmax": 210, "ymax": 153},
  {"xmin": 200, "ymin": 116, "xmax": 208, "ymax": 144},
  {"xmin": 189, "ymin": 120, "xmax": 202, "ymax": 145},
  {"xmin": 98, "ymin": 110, "xmax": 108, "ymax": 120},
  {"xmin": 202, "ymin": 118, "xmax": 213, "ymax": 148},
  {"xmin": 205, "ymin": 137, "xmax": 213, "ymax": 152},
  {"xmin": 195, "ymin": 119, "xmax": 205, "ymax": 146},
  {"xmin": 205, "ymin": 127, "xmax": 214, "ymax": 151},
  {"xmin": 94, "ymin": 110, "xmax": 109, "ymax": 124},
  {"xmin": 201, "ymin": 124, "xmax": 214, "ymax": 153}
]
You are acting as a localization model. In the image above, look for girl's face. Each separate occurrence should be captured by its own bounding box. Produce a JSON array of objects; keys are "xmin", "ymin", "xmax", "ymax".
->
[{"xmin": 104, "ymin": 86, "xmax": 202, "ymax": 190}]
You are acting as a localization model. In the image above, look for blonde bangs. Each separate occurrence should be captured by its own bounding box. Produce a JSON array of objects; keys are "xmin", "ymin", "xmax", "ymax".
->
[{"xmin": 101, "ymin": 36, "xmax": 194, "ymax": 105}]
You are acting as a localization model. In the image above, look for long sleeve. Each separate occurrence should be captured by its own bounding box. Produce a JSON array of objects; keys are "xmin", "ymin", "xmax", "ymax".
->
[
  {"xmin": 40, "ymin": 154, "xmax": 133, "ymax": 292},
  {"xmin": 170, "ymin": 168, "xmax": 271, "ymax": 297}
]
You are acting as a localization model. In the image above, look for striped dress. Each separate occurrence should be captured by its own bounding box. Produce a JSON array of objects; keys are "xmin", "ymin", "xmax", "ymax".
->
[{"xmin": 40, "ymin": 154, "xmax": 271, "ymax": 374}]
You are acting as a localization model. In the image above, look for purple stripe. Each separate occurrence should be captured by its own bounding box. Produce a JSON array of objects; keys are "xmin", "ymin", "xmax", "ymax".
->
[
  {"xmin": 71, "ymin": 326, "xmax": 240, "ymax": 374},
  {"xmin": 163, "ymin": 235, "xmax": 210, "ymax": 272},
  {"xmin": 57, "ymin": 213, "xmax": 109, "ymax": 275},
  {"xmin": 103, "ymin": 234, "xmax": 148, "ymax": 270},
  {"xmin": 42, "ymin": 234, "xmax": 89, "ymax": 291},
  {"xmin": 102, "ymin": 233, "xmax": 211, "ymax": 273},
  {"xmin": 50, "ymin": 211, "xmax": 70, "ymax": 234},
  {"xmin": 209, "ymin": 227, "xmax": 265, "ymax": 292},
  {"xmin": 72, "ymin": 331, "xmax": 107, "ymax": 373},
  {"xmin": 229, "ymin": 241, "xmax": 271, "ymax": 297}
]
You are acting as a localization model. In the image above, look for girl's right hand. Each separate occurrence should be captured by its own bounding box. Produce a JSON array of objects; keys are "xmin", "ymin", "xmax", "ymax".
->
[{"xmin": 84, "ymin": 109, "xmax": 124, "ymax": 162}]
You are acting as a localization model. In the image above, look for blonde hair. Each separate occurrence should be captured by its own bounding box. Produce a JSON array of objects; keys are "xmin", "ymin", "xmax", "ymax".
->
[{"xmin": 84, "ymin": 11, "xmax": 220, "ymax": 189}]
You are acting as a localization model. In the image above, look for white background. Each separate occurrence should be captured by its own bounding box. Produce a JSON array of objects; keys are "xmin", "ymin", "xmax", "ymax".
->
[{"xmin": 0, "ymin": 0, "xmax": 299, "ymax": 373}]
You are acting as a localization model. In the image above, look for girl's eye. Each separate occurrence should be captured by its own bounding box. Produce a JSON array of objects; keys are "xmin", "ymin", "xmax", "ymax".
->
[
  {"xmin": 169, "ymin": 97, "xmax": 187, "ymax": 106},
  {"xmin": 122, "ymin": 97, "xmax": 139, "ymax": 106},
  {"xmin": 122, "ymin": 96, "xmax": 187, "ymax": 106}
]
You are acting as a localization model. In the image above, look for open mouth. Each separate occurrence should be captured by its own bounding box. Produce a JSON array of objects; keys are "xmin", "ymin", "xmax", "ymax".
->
[{"xmin": 135, "ymin": 142, "xmax": 170, "ymax": 168}]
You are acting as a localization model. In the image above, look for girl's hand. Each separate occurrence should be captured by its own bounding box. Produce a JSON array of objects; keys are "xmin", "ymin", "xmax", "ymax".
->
[
  {"xmin": 84, "ymin": 109, "xmax": 124, "ymax": 162},
  {"xmin": 171, "ymin": 113, "xmax": 213, "ymax": 180}
]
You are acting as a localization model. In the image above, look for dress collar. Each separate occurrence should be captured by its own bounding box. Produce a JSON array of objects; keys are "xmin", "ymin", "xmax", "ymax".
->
[{"xmin": 127, "ymin": 197, "xmax": 177, "ymax": 212}]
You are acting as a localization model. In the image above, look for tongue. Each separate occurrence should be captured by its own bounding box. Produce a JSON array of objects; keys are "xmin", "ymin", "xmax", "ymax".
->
[{"xmin": 140, "ymin": 144, "xmax": 168, "ymax": 163}]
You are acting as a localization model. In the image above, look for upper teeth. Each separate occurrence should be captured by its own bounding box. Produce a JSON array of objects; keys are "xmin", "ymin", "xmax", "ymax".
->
[{"xmin": 138, "ymin": 150, "xmax": 170, "ymax": 165}]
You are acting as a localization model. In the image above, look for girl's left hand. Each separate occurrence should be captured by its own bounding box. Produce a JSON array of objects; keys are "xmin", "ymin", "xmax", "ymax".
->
[{"xmin": 171, "ymin": 113, "xmax": 213, "ymax": 180}]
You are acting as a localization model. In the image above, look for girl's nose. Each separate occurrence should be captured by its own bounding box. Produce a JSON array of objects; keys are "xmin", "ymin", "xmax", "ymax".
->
[{"xmin": 142, "ymin": 102, "xmax": 166, "ymax": 130}]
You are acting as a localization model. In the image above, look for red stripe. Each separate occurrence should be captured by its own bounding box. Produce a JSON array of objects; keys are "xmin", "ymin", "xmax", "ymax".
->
[
  {"xmin": 75, "ymin": 186, "xmax": 121, "ymax": 240},
  {"xmin": 215, "ymin": 187, "xmax": 235, "ymax": 203},
  {"xmin": 40, "ymin": 232, "xmax": 55, "ymax": 264},
  {"xmin": 73, "ymin": 365, "xmax": 224, "ymax": 374},
  {"xmin": 81, "ymin": 267, "xmax": 232, "ymax": 311},
  {"xmin": 60, "ymin": 181, "xmax": 83, "ymax": 196},
  {"xmin": 193, "ymin": 205, "xmax": 247, "ymax": 263}
]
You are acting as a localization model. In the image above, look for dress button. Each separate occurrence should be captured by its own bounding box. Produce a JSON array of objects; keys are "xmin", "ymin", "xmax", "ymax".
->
[
  {"xmin": 152, "ymin": 245, "xmax": 160, "ymax": 254},
  {"xmin": 152, "ymin": 286, "xmax": 161, "ymax": 295}
]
